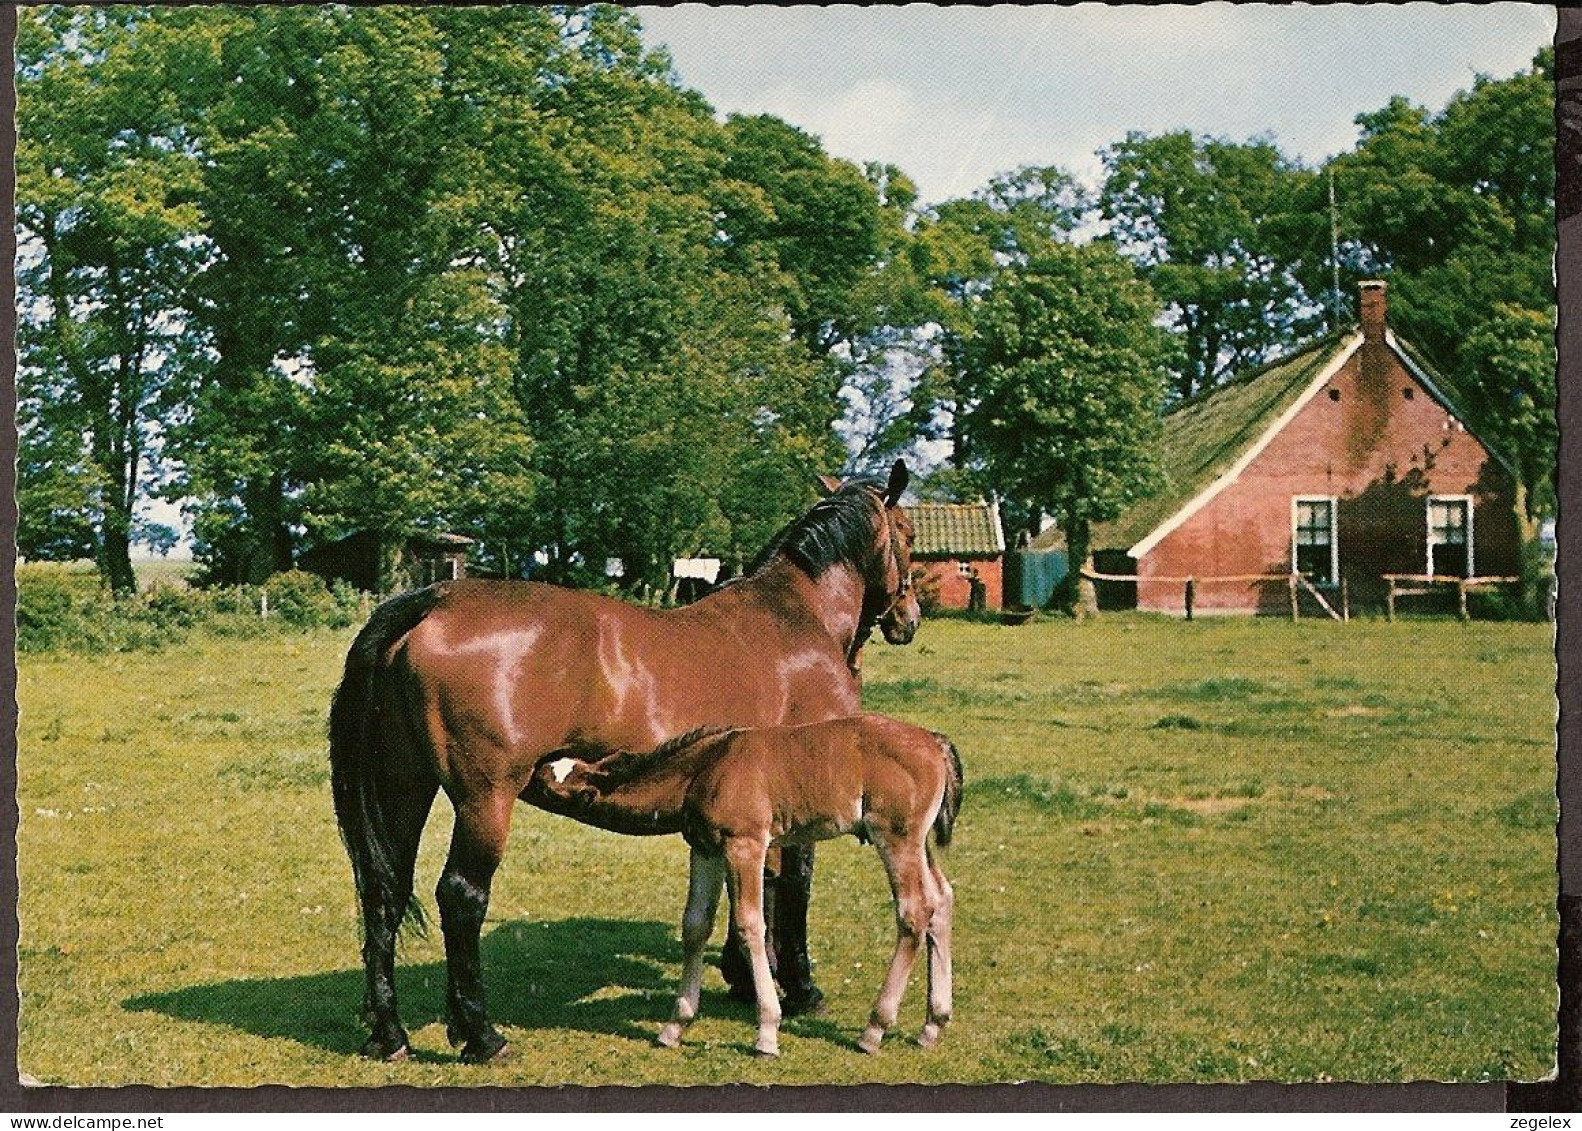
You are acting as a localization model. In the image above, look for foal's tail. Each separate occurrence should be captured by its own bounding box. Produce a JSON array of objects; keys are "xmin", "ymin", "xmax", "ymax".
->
[
  {"xmin": 329, "ymin": 586, "xmax": 445, "ymax": 936},
  {"xmin": 932, "ymin": 734, "xmax": 965, "ymax": 848}
]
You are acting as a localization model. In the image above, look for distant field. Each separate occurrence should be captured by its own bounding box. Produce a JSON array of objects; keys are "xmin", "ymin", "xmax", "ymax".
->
[{"xmin": 15, "ymin": 613, "xmax": 1557, "ymax": 1086}]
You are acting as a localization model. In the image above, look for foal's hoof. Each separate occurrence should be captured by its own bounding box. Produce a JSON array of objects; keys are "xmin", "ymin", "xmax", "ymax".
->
[
  {"xmin": 458, "ymin": 1031, "xmax": 512, "ymax": 1064},
  {"xmin": 655, "ymin": 1023, "xmax": 684, "ymax": 1049},
  {"xmin": 781, "ymin": 986, "xmax": 827, "ymax": 1018},
  {"xmin": 753, "ymin": 1037, "xmax": 780, "ymax": 1058},
  {"xmin": 856, "ymin": 1025, "xmax": 885, "ymax": 1055},
  {"xmin": 916, "ymin": 1022, "xmax": 945, "ymax": 1050}
]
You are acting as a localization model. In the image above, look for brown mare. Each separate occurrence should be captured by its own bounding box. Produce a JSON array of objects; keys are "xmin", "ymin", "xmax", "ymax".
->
[
  {"xmin": 524, "ymin": 714, "xmax": 962, "ymax": 1057},
  {"xmin": 329, "ymin": 462, "xmax": 920, "ymax": 1062}
]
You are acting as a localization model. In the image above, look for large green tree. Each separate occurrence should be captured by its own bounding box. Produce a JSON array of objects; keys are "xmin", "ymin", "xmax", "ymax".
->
[
  {"xmin": 16, "ymin": 8, "xmax": 212, "ymax": 592},
  {"xmin": 1099, "ymin": 131, "xmax": 1320, "ymax": 400},
  {"xmin": 1309, "ymin": 48, "xmax": 1555, "ymax": 517},
  {"xmin": 956, "ymin": 243, "xmax": 1170, "ymax": 613}
]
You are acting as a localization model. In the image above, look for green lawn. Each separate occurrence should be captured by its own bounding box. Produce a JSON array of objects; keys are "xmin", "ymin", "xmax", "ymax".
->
[{"xmin": 15, "ymin": 613, "xmax": 1558, "ymax": 1086}]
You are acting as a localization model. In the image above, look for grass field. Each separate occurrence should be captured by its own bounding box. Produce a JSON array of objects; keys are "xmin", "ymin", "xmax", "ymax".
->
[{"xmin": 15, "ymin": 613, "xmax": 1558, "ymax": 1086}]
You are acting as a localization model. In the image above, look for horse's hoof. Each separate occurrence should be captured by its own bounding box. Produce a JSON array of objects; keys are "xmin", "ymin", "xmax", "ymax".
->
[
  {"xmin": 781, "ymin": 987, "xmax": 827, "ymax": 1018},
  {"xmin": 856, "ymin": 1026, "xmax": 885, "ymax": 1055},
  {"xmin": 753, "ymin": 1039, "xmax": 780, "ymax": 1058},
  {"xmin": 656, "ymin": 1023, "xmax": 684, "ymax": 1049},
  {"xmin": 916, "ymin": 1022, "xmax": 944, "ymax": 1050},
  {"xmin": 359, "ymin": 1033, "xmax": 411, "ymax": 1062},
  {"xmin": 458, "ymin": 1032, "xmax": 512, "ymax": 1064}
]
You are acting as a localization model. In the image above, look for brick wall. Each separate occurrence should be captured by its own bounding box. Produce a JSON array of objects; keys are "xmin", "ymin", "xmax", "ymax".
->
[{"xmin": 918, "ymin": 557, "xmax": 1004, "ymax": 611}]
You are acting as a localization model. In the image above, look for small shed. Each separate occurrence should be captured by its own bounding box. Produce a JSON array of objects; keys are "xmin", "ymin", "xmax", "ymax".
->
[
  {"xmin": 1083, "ymin": 281, "xmax": 1520, "ymax": 616},
  {"xmin": 909, "ymin": 500, "xmax": 1006, "ymax": 611},
  {"xmin": 298, "ymin": 530, "xmax": 474, "ymax": 594}
]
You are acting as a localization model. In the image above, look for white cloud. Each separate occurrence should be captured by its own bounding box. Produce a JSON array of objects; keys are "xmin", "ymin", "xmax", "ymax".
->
[{"xmin": 637, "ymin": 3, "xmax": 1555, "ymax": 204}]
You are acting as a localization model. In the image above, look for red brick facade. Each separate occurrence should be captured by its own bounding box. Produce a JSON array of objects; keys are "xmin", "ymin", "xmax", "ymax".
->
[
  {"xmin": 1133, "ymin": 299, "xmax": 1520, "ymax": 615},
  {"xmin": 917, "ymin": 557, "xmax": 1005, "ymax": 612}
]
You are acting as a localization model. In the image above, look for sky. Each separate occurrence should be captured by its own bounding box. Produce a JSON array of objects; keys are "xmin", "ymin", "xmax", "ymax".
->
[{"xmin": 634, "ymin": 3, "xmax": 1556, "ymax": 205}]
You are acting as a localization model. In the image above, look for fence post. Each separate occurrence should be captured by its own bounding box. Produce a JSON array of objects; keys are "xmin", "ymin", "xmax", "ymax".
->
[
  {"xmin": 1289, "ymin": 574, "xmax": 1299, "ymax": 621},
  {"xmin": 260, "ymin": 588, "xmax": 269, "ymax": 620},
  {"xmin": 1184, "ymin": 577, "xmax": 1195, "ymax": 621},
  {"xmin": 1386, "ymin": 578, "xmax": 1396, "ymax": 623},
  {"xmin": 1457, "ymin": 579, "xmax": 1469, "ymax": 621},
  {"xmin": 1340, "ymin": 577, "xmax": 1350, "ymax": 623}
]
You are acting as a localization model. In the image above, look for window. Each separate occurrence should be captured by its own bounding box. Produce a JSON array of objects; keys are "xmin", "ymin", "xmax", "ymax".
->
[
  {"xmin": 1293, "ymin": 497, "xmax": 1337, "ymax": 586},
  {"xmin": 1427, "ymin": 496, "xmax": 1472, "ymax": 577}
]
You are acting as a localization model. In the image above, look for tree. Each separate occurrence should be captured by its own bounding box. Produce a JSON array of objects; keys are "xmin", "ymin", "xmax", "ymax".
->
[
  {"xmin": 16, "ymin": 8, "xmax": 212, "ymax": 592},
  {"xmin": 1460, "ymin": 304, "xmax": 1556, "ymax": 523},
  {"xmin": 1099, "ymin": 131, "xmax": 1321, "ymax": 400},
  {"xmin": 1307, "ymin": 49, "xmax": 1555, "ymax": 517},
  {"xmin": 957, "ymin": 243, "xmax": 1169, "ymax": 614}
]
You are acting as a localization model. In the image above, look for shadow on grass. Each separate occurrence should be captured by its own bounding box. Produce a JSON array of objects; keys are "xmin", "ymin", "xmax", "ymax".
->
[{"xmin": 123, "ymin": 916, "xmax": 734, "ymax": 1057}]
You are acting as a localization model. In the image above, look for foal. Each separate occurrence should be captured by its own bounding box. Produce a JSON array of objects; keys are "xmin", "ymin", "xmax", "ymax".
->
[{"xmin": 525, "ymin": 714, "xmax": 962, "ymax": 1057}]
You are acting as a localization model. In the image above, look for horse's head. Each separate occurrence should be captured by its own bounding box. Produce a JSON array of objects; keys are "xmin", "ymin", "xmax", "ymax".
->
[{"xmin": 843, "ymin": 459, "xmax": 920, "ymax": 646}]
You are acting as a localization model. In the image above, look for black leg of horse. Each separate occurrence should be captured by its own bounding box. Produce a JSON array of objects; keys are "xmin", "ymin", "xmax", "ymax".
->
[
  {"xmin": 360, "ymin": 779, "xmax": 437, "ymax": 1061},
  {"xmin": 721, "ymin": 848, "xmax": 822, "ymax": 1013},
  {"xmin": 436, "ymin": 794, "xmax": 512, "ymax": 1063},
  {"xmin": 773, "ymin": 844, "xmax": 825, "ymax": 1016}
]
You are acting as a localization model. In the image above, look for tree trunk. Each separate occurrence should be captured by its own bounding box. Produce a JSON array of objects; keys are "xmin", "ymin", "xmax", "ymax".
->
[
  {"xmin": 1063, "ymin": 518, "xmax": 1099, "ymax": 620},
  {"xmin": 98, "ymin": 515, "xmax": 138, "ymax": 596},
  {"xmin": 236, "ymin": 473, "xmax": 294, "ymax": 583}
]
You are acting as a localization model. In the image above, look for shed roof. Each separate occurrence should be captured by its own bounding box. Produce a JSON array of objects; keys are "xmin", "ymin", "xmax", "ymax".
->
[{"xmin": 909, "ymin": 500, "xmax": 1005, "ymax": 559}]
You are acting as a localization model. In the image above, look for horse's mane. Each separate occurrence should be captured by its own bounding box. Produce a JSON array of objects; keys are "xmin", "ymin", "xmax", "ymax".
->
[
  {"xmin": 747, "ymin": 478, "xmax": 886, "ymax": 578},
  {"xmin": 585, "ymin": 726, "xmax": 737, "ymax": 789}
]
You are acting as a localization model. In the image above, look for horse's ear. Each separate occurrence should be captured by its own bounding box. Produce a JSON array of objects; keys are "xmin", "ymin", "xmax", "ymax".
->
[
  {"xmin": 883, "ymin": 459, "xmax": 909, "ymax": 506},
  {"xmin": 815, "ymin": 474, "xmax": 843, "ymax": 497}
]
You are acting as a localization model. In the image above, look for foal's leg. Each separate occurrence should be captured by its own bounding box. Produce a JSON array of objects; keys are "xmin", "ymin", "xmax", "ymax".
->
[
  {"xmin": 918, "ymin": 851, "xmax": 954, "ymax": 1050},
  {"xmin": 436, "ymin": 788, "xmax": 515, "ymax": 1063},
  {"xmin": 725, "ymin": 834, "xmax": 781, "ymax": 1057},
  {"xmin": 857, "ymin": 835, "xmax": 933, "ymax": 1055},
  {"xmin": 657, "ymin": 847, "xmax": 726, "ymax": 1049}
]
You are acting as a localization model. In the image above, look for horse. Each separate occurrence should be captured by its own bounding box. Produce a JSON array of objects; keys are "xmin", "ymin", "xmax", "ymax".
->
[
  {"xmin": 524, "ymin": 714, "xmax": 962, "ymax": 1058},
  {"xmin": 329, "ymin": 461, "xmax": 920, "ymax": 1063}
]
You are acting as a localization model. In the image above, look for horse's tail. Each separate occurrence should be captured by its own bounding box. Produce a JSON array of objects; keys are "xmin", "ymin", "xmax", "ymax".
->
[
  {"xmin": 329, "ymin": 585, "xmax": 445, "ymax": 937},
  {"xmin": 931, "ymin": 733, "xmax": 965, "ymax": 848}
]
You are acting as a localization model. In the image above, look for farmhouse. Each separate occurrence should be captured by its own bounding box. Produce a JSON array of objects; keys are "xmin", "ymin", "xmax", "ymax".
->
[
  {"xmin": 1071, "ymin": 281, "xmax": 1521, "ymax": 615},
  {"xmin": 909, "ymin": 500, "xmax": 1006, "ymax": 611},
  {"xmin": 298, "ymin": 529, "xmax": 474, "ymax": 593}
]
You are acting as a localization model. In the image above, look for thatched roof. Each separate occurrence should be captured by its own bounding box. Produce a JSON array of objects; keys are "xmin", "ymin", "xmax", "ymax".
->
[
  {"xmin": 1030, "ymin": 332, "xmax": 1355, "ymax": 555},
  {"xmin": 910, "ymin": 500, "xmax": 1005, "ymax": 559},
  {"xmin": 1032, "ymin": 324, "xmax": 1505, "ymax": 559}
]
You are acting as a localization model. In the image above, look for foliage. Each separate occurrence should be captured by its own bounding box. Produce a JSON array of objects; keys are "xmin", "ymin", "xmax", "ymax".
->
[
  {"xmin": 16, "ymin": 8, "xmax": 214, "ymax": 592},
  {"xmin": 1459, "ymin": 304, "xmax": 1558, "ymax": 520},
  {"xmin": 15, "ymin": 562, "xmax": 362, "ymax": 653},
  {"xmin": 1304, "ymin": 49, "xmax": 1556, "ymax": 513},
  {"xmin": 955, "ymin": 242, "xmax": 1170, "ymax": 607},
  {"xmin": 1099, "ymin": 131, "xmax": 1322, "ymax": 400}
]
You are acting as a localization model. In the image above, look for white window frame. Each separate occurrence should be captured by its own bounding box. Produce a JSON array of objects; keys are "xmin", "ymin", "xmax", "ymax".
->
[
  {"xmin": 1426, "ymin": 495, "xmax": 1474, "ymax": 578},
  {"xmin": 1291, "ymin": 496, "xmax": 1339, "ymax": 588}
]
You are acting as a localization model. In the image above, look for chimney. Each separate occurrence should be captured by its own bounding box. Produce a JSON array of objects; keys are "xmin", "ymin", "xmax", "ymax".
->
[{"xmin": 1359, "ymin": 280, "xmax": 1388, "ymax": 343}]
